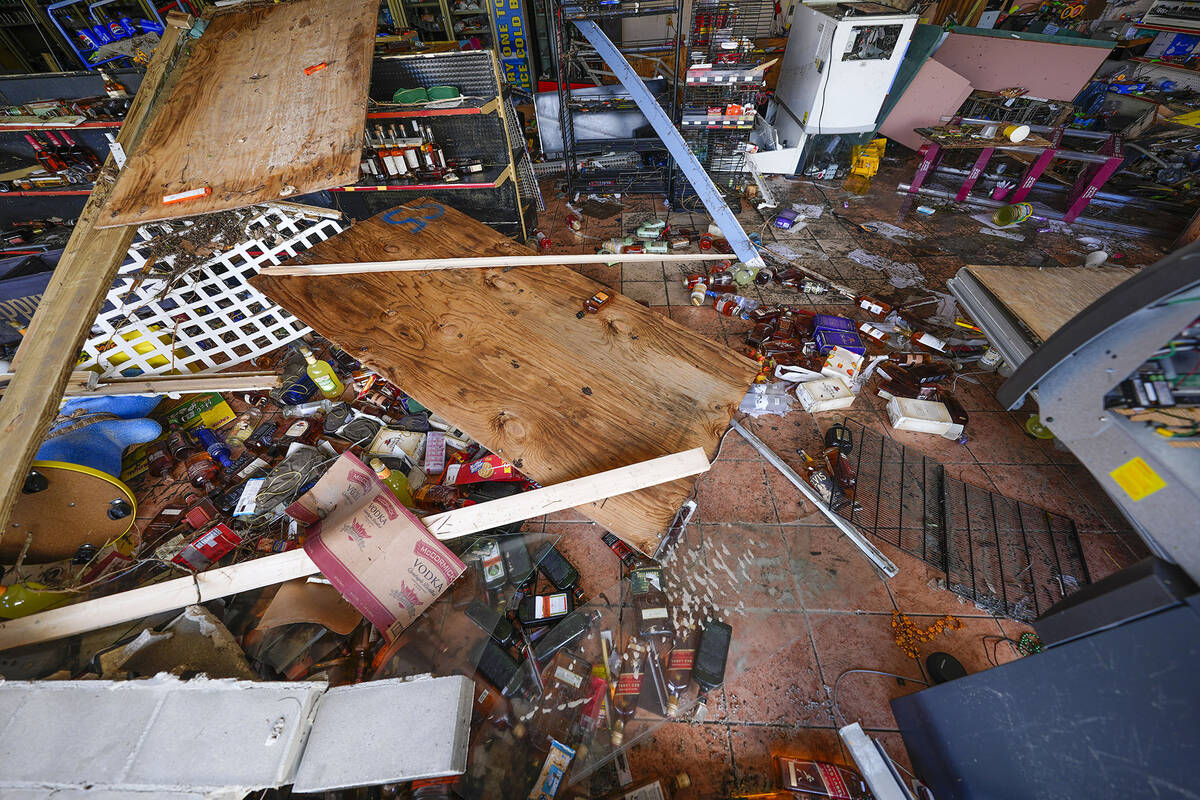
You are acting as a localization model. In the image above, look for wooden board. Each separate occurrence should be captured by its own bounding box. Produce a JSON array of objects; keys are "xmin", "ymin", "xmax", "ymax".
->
[
  {"xmin": 251, "ymin": 200, "xmax": 759, "ymax": 553},
  {"xmin": 96, "ymin": 0, "xmax": 376, "ymax": 229},
  {"xmin": 0, "ymin": 19, "xmax": 190, "ymax": 546},
  {"xmin": 966, "ymin": 265, "xmax": 1137, "ymax": 343},
  {"xmin": 879, "ymin": 60, "xmax": 974, "ymax": 152}
]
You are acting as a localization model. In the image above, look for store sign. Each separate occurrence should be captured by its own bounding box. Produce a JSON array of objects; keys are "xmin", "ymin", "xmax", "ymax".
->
[{"xmin": 491, "ymin": 0, "xmax": 532, "ymax": 92}]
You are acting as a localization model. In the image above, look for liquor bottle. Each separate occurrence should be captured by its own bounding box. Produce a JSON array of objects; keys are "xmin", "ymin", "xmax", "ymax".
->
[
  {"xmin": 798, "ymin": 449, "xmax": 847, "ymax": 510},
  {"xmin": 424, "ymin": 124, "xmax": 447, "ymax": 169},
  {"xmin": 533, "ymin": 230, "xmax": 552, "ymax": 251},
  {"xmin": 225, "ymin": 406, "xmax": 263, "ymax": 447},
  {"xmin": 887, "ymin": 352, "xmax": 929, "ymax": 366},
  {"xmin": 856, "ymin": 295, "xmax": 892, "ymax": 319},
  {"xmin": 140, "ymin": 491, "xmax": 199, "ymax": 554},
  {"xmin": 370, "ymin": 457, "xmax": 414, "ymax": 507},
  {"xmin": 517, "ymin": 591, "xmax": 574, "ymax": 627},
  {"xmin": 610, "ymin": 638, "xmax": 646, "ymax": 746},
  {"xmin": 753, "ymin": 266, "xmax": 774, "ymax": 286},
  {"xmin": 59, "ymin": 131, "xmax": 100, "ymax": 169},
  {"xmin": 577, "ymin": 290, "xmax": 611, "ymax": 318},
  {"xmin": 281, "ymin": 398, "xmax": 334, "ymax": 418},
  {"xmin": 472, "ymin": 678, "xmax": 517, "ymax": 730},
  {"xmin": 299, "ymin": 344, "xmax": 345, "ymax": 399},
  {"xmin": 909, "ymin": 328, "xmax": 948, "ymax": 354},
  {"xmin": 399, "ymin": 124, "xmax": 421, "ymax": 172},
  {"xmin": 537, "ymin": 651, "xmax": 592, "ymax": 737},
  {"xmin": 858, "ymin": 321, "xmax": 889, "ymax": 346},
  {"xmin": 664, "ymin": 627, "xmax": 698, "ymax": 716},
  {"xmin": 631, "ymin": 566, "xmax": 672, "ymax": 637},
  {"xmin": 689, "ymin": 281, "xmax": 707, "ymax": 306},
  {"xmin": 268, "ymin": 418, "xmax": 319, "ymax": 457},
  {"xmin": 360, "ymin": 132, "xmax": 381, "ymax": 180},
  {"xmin": 24, "ymin": 134, "xmax": 66, "ymax": 172},
  {"xmin": 166, "ymin": 424, "xmax": 195, "ymax": 460},
  {"xmin": 99, "ymin": 69, "xmax": 129, "ymax": 98},
  {"xmin": 145, "ymin": 437, "xmax": 173, "ymax": 478},
  {"xmin": 192, "ymin": 426, "xmax": 234, "ymax": 469},
  {"xmin": 244, "ymin": 421, "xmax": 278, "ymax": 454},
  {"xmin": 693, "ymin": 620, "xmax": 731, "ymax": 712},
  {"xmin": 533, "ymin": 608, "xmax": 600, "ymax": 663},
  {"xmin": 707, "ymin": 291, "xmax": 759, "ymax": 319},
  {"xmin": 41, "ymin": 132, "xmax": 72, "ymax": 167},
  {"xmin": 534, "ymin": 543, "xmax": 582, "ymax": 594},
  {"xmin": 601, "ymin": 531, "xmax": 653, "ymax": 570},
  {"xmin": 184, "ymin": 450, "xmax": 219, "ymax": 491}
]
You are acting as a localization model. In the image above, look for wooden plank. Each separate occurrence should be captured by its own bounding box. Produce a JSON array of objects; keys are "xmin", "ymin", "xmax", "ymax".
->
[
  {"xmin": 96, "ymin": 0, "xmax": 377, "ymax": 229},
  {"xmin": 0, "ymin": 448, "xmax": 710, "ymax": 652},
  {"xmin": 0, "ymin": 370, "xmax": 280, "ymax": 397},
  {"xmin": 252, "ymin": 199, "xmax": 759, "ymax": 553},
  {"xmin": 966, "ymin": 265, "xmax": 1137, "ymax": 343},
  {"xmin": 0, "ymin": 20, "xmax": 191, "ymax": 546},
  {"xmin": 258, "ymin": 251, "xmax": 734, "ymax": 277}
]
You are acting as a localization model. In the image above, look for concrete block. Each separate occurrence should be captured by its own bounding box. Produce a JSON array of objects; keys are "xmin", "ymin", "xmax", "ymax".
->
[{"xmin": 291, "ymin": 675, "xmax": 474, "ymax": 792}]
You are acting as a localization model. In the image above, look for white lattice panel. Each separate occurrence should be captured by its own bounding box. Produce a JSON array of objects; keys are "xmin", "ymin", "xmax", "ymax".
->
[{"xmin": 80, "ymin": 205, "xmax": 345, "ymax": 379}]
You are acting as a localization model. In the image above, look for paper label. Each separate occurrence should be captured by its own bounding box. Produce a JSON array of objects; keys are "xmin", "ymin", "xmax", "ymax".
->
[
  {"xmin": 554, "ymin": 665, "xmax": 585, "ymax": 689},
  {"xmin": 300, "ymin": 452, "xmax": 465, "ymax": 639},
  {"xmin": 816, "ymin": 762, "xmax": 851, "ymax": 799},
  {"xmin": 641, "ymin": 607, "xmax": 669, "ymax": 620},
  {"xmin": 1110, "ymin": 457, "xmax": 1167, "ymax": 502},
  {"xmin": 536, "ymin": 593, "xmax": 568, "ymax": 618},
  {"xmin": 615, "ymin": 672, "xmax": 643, "ymax": 697},
  {"xmin": 234, "ymin": 478, "xmax": 264, "ymax": 517},
  {"xmin": 916, "ymin": 332, "xmax": 945, "ymax": 352},
  {"xmin": 667, "ymin": 649, "xmax": 695, "ymax": 670},
  {"xmin": 621, "ymin": 785, "xmax": 667, "ymax": 800}
]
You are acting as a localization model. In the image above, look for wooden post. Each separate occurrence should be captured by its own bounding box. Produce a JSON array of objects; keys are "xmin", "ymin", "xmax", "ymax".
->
[{"xmin": 0, "ymin": 21, "xmax": 190, "ymax": 544}]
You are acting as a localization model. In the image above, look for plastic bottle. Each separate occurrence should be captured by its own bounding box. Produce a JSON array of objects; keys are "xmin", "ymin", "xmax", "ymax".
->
[
  {"xmin": 299, "ymin": 344, "xmax": 345, "ymax": 399},
  {"xmin": 370, "ymin": 457, "xmax": 414, "ymax": 507},
  {"xmin": 533, "ymin": 230, "xmax": 552, "ymax": 250}
]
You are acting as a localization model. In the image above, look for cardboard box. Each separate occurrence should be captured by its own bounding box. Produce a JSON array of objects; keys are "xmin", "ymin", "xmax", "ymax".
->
[
  {"xmin": 886, "ymin": 397, "xmax": 964, "ymax": 440},
  {"xmin": 821, "ymin": 346, "xmax": 865, "ymax": 383},
  {"xmin": 795, "ymin": 377, "xmax": 855, "ymax": 412}
]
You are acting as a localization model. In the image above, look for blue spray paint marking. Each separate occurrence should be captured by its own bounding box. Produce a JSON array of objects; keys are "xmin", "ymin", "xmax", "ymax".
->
[{"xmin": 382, "ymin": 202, "xmax": 445, "ymax": 234}]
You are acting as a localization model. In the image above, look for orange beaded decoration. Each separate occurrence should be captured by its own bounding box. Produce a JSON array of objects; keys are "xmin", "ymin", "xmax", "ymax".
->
[{"xmin": 891, "ymin": 610, "xmax": 964, "ymax": 658}]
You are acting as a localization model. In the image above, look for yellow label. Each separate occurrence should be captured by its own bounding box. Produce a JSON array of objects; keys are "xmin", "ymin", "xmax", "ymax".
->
[{"xmin": 1109, "ymin": 457, "xmax": 1166, "ymax": 502}]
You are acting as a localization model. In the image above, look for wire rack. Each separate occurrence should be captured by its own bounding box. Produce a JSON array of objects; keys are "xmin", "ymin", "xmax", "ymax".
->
[
  {"xmin": 836, "ymin": 418, "xmax": 1090, "ymax": 621},
  {"xmin": 79, "ymin": 205, "xmax": 344, "ymax": 379},
  {"xmin": 957, "ymin": 90, "xmax": 1075, "ymax": 129},
  {"xmin": 687, "ymin": 0, "xmax": 773, "ymax": 65}
]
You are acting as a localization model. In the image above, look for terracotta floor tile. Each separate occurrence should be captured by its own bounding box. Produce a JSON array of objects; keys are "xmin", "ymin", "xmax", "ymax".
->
[
  {"xmin": 694, "ymin": 523, "xmax": 800, "ymax": 610},
  {"xmin": 901, "ymin": 615, "xmax": 1007, "ymax": 677},
  {"xmin": 875, "ymin": 541, "xmax": 1000, "ymax": 619},
  {"xmin": 724, "ymin": 633, "xmax": 834, "ymax": 726},
  {"xmin": 664, "ymin": 280, "xmax": 691, "ymax": 306},
  {"xmin": 981, "ymin": 464, "xmax": 1107, "ymax": 532},
  {"xmin": 622, "ymin": 280, "xmax": 668, "ymax": 306},
  {"xmin": 964, "ymin": 411, "xmax": 1058, "ymax": 465},
  {"xmin": 808, "ymin": 613, "xmax": 927, "ymax": 730},
  {"xmin": 1077, "ymin": 532, "xmax": 1141, "ymax": 581},
  {"xmin": 786, "ymin": 526, "xmax": 896, "ymax": 613},
  {"xmin": 623, "ymin": 259, "xmax": 666, "ymax": 282},
  {"xmin": 728, "ymin": 724, "xmax": 846, "ymax": 795},
  {"xmin": 692, "ymin": 455, "xmax": 776, "ymax": 525},
  {"xmin": 886, "ymin": 424, "xmax": 976, "ymax": 464},
  {"xmin": 572, "ymin": 262, "xmax": 620, "ymax": 290},
  {"xmin": 624, "ymin": 721, "xmax": 735, "ymax": 799},
  {"xmin": 724, "ymin": 609, "xmax": 813, "ymax": 676}
]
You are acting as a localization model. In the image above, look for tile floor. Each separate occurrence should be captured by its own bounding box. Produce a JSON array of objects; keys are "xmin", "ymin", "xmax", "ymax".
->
[{"xmin": 530, "ymin": 155, "xmax": 1166, "ymax": 798}]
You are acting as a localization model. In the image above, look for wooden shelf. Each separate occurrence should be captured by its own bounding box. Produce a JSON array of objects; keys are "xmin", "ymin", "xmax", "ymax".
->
[
  {"xmin": 1131, "ymin": 21, "xmax": 1200, "ymax": 34},
  {"xmin": 334, "ymin": 164, "xmax": 508, "ymax": 191}
]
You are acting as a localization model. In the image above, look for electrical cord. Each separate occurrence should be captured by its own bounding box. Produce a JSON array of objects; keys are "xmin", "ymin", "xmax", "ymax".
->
[{"xmin": 831, "ymin": 668, "xmax": 930, "ymax": 725}]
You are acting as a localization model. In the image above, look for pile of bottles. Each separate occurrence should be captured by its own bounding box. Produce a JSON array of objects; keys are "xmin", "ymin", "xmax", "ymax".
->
[
  {"xmin": 8, "ymin": 131, "xmax": 103, "ymax": 192},
  {"xmin": 359, "ymin": 122, "xmax": 482, "ymax": 186},
  {"xmin": 597, "ymin": 218, "xmax": 704, "ymax": 256}
]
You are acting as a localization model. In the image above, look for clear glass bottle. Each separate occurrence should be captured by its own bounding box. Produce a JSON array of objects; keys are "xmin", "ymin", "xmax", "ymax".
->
[{"xmin": 225, "ymin": 406, "xmax": 262, "ymax": 447}]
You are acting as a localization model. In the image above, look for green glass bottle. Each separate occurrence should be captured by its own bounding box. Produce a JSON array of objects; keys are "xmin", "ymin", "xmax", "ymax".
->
[{"xmin": 370, "ymin": 457, "xmax": 414, "ymax": 508}]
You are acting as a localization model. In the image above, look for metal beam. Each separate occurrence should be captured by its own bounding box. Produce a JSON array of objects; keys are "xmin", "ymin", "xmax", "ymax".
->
[{"xmin": 571, "ymin": 20, "xmax": 764, "ymax": 268}]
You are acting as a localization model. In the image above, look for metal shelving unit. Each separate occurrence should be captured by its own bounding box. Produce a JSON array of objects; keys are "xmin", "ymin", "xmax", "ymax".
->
[
  {"xmin": 672, "ymin": 0, "xmax": 769, "ymax": 210},
  {"xmin": 551, "ymin": 0, "xmax": 685, "ymax": 196}
]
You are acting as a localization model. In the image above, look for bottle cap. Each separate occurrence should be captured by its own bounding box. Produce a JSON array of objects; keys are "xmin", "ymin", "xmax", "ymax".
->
[
  {"xmin": 675, "ymin": 773, "xmax": 691, "ymax": 789},
  {"xmin": 666, "ymin": 697, "xmax": 678, "ymax": 716},
  {"xmin": 610, "ymin": 727, "xmax": 624, "ymax": 746},
  {"xmin": 369, "ymin": 457, "xmax": 388, "ymax": 475}
]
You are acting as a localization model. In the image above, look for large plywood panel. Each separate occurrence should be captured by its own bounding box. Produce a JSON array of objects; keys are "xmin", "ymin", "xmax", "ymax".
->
[
  {"xmin": 251, "ymin": 200, "xmax": 759, "ymax": 554},
  {"xmin": 932, "ymin": 32, "xmax": 1112, "ymax": 102},
  {"xmin": 966, "ymin": 265, "xmax": 1136, "ymax": 343},
  {"xmin": 98, "ymin": 0, "xmax": 376, "ymax": 228},
  {"xmin": 879, "ymin": 59, "xmax": 974, "ymax": 151}
]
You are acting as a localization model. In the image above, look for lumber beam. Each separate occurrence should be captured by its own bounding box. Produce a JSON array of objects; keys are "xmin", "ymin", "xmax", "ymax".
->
[
  {"xmin": 0, "ymin": 370, "xmax": 281, "ymax": 397},
  {"xmin": 257, "ymin": 251, "xmax": 734, "ymax": 277},
  {"xmin": 0, "ymin": 21, "xmax": 190, "ymax": 545},
  {"xmin": 0, "ymin": 448, "xmax": 710, "ymax": 652}
]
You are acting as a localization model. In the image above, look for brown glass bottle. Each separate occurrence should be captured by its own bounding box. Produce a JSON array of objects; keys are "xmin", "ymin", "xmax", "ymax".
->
[
  {"xmin": 631, "ymin": 566, "xmax": 672, "ymax": 637},
  {"xmin": 610, "ymin": 639, "xmax": 646, "ymax": 746},
  {"xmin": 664, "ymin": 628, "xmax": 698, "ymax": 716}
]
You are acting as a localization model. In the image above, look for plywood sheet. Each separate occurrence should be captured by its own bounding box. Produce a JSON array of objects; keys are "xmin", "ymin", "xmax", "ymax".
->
[
  {"xmin": 932, "ymin": 31, "xmax": 1112, "ymax": 102},
  {"xmin": 97, "ymin": 0, "xmax": 376, "ymax": 229},
  {"xmin": 251, "ymin": 200, "xmax": 759, "ymax": 553},
  {"xmin": 879, "ymin": 59, "xmax": 974, "ymax": 151},
  {"xmin": 966, "ymin": 265, "xmax": 1136, "ymax": 343}
]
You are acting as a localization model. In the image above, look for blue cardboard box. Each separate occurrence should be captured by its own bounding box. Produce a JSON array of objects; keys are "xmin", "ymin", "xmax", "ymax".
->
[
  {"xmin": 815, "ymin": 328, "xmax": 865, "ymax": 356},
  {"xmin": 813, "ymin": 313, "xmax": 856, "ymax": 335}
]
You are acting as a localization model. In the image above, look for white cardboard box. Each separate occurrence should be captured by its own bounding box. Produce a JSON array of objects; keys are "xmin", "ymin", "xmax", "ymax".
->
[{"xmin": 796, "ymin": 376, "xmax": 855, "ymax": 412}]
